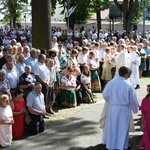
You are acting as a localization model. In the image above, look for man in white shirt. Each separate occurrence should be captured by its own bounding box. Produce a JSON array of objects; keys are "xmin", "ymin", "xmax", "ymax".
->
[
  {"xmin": 26, "ymin": 82, "xmax": 46, "ymax": 135},
  {"xmin": 33, "ymin": 54, "xmax": 49, "ymax": 104},
  {"xmin": 5, "ymin": 61, "xmax": 19, "ymax": 98},
  {"xmin": 25, "ymin": 48, "xmax": 38, "ymax": 70}
]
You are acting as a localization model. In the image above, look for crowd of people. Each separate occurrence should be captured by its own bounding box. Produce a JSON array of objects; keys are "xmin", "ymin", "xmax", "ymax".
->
[{"xmin": 0, "ymin": 25, "xmax": 149, "ymax": 149}]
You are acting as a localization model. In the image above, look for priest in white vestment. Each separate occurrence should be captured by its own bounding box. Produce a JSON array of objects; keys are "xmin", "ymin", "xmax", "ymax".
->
[
  {"xmin": 115, "ymin": 44, "xmax": 130, "ymax": 77},
  {"xmin": 102, "ymin": 66, "xmax": 139, "ymax": 150}
]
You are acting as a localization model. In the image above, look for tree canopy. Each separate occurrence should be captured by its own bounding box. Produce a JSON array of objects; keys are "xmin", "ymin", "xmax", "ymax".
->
[{"xmin": 0, "ymin": 0, "xmax": 28, "ymax": 27}]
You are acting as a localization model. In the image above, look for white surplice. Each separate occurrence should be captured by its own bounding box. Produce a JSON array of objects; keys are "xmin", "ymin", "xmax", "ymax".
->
[
  {"xmin": 102, "ymin": 77, "xmax": 139, "ymax": 150},
  {"xmin": 129, "ymin": 52, "xmax": 141, "ymax": 86},
  {"xmin": 115, "ymin": 50, "xmax": 130, "ymax": 77}
]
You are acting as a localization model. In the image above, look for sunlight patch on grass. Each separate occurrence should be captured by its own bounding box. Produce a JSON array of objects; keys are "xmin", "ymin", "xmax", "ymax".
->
[{"xmin": 140, "ymin": 77, "xmax": 150, "ymax": 83}]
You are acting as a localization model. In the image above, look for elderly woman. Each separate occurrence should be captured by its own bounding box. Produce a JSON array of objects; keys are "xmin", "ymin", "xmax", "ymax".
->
[
  {"xmin": 0, "ymin": 94, "xmax": 14, "ymax": 147},
  {"xmin": 60, "ymin": 66, "xmax": 77, "ymax": 107},
  {"xmin": 19, "ymin": 65, "xmax": 36, "ymax": 99},
  {"xmin": 0, "ymin": 69, "xmax": 10, "ymax": 96}
]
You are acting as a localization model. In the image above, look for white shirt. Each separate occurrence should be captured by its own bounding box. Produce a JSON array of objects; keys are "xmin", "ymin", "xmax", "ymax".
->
[
  {"xmin": 94, "ymin": 49, "xmax": 100, "ymax": 67},
  {"xmin": 48, "ymin": 67, "xmax": 56, "ymax": 86},
  {"xmin": 86, "ymin": 58, "xmax": 98, "ymax": 68},
  {"xmin": 52, "ymin": 42, "xmax": 59, "ymax": 52},
  {"xmin": 92, "ymin": 33, "xmax": 98, "ymax": 40},
  {"xmin": 6, "ymin": 69, "xmax": 19, "ymax": 89},
  {"xmin": 33, "ymin": 61, "xmax": 50, "ymax": 82},
  {"xmin": 68, "ymin": 57, "xmax": 78, "ymax": 67},
  {"xmin": 77, "ymin": 52, "xmax": 88, "ymax": 65},
  {"xmin": 99, "ymin": 48, "xmax": 105, "ymax": 62},
  {"xmin": 80, "ymin": 73, "xmax": 91, "ymax": 84},
  {"xmin": 26, "ymin": 90, "xmax": 45, "ymax": 115},
  {"xmin": 61, "ymin": 75, "xmax": 76, "ymax": 91}
]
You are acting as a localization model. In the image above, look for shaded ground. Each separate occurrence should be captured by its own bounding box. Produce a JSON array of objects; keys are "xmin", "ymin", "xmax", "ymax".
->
[{"xmin": 1, "ymin": 77, "xmax": 149, "ymax": 150}]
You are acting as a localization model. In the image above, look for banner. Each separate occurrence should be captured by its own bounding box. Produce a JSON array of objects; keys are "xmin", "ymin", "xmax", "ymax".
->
[{"xmin": 66, "ymin": 6, "xmax": 77, "ymax": 17}]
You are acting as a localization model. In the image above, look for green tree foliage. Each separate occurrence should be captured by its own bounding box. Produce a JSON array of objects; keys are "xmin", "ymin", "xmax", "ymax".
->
[
  {"xmin": 51, "ymin": 0, "xmax": 57, "ymax": 15},
  {"xmin": 114, "ymin": 0, "xmax": 140, "ymax": 32},
  {"xmin": 90, "ymin": 0, "xmax": 112, "ymax": 32},
  {"xmin": 56, "ymin": 0, "xmax": 111, "ymax": 30},
  {"xmin": 57, "ymin": 0, "xmax": 93, "ymax": 29},
  {"xmin": 0, "ymin": 0, "xmax": 28, "ymax": 28}
]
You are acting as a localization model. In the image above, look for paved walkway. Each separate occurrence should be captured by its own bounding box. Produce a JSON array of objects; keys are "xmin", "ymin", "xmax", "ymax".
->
[{"xmin": 2, "ymin": 78, "xmax": 149, "ymax": 150}]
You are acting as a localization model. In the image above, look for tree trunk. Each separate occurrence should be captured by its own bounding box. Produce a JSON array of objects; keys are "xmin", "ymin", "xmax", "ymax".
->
[
  {"xmin": 32, "ymin": 0, "xmax": 51, "ymax": 50},
  {"xmin": 96, "ymin": 9, "xmax": 101, "ymax": 33},
  {"xmin": 13, "ymin": 16, "xmax": 16, "ymax": 28},
  {"xmin": 123, "ymin": 13, "xmax": 131, "ymax": 32},
  {"xmin": 10, "ymin": 19, "xmax": 13, "ymax": 28}
]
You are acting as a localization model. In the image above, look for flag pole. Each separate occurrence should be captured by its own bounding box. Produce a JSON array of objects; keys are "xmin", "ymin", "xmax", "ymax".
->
[{"xmin": 67, "ymin": 0, "xmax": 69, "ymax": 30}]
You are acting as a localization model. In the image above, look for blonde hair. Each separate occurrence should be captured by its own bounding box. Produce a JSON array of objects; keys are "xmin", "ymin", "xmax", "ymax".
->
[{"xmin": 0, "ymin": 94, "xmax": 9, "ymax": 107}]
